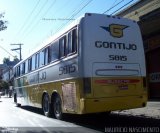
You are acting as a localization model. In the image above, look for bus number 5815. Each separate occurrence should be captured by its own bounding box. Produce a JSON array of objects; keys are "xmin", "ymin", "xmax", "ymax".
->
[{"xmin": 109, "ymin": 55, "xmax": 127, "ymax": 61}]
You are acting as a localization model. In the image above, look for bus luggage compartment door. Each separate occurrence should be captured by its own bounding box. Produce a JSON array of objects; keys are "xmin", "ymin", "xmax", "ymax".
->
[{"xmin": 92, "ymin": 63, "xmax": 142, "ymax": 98}]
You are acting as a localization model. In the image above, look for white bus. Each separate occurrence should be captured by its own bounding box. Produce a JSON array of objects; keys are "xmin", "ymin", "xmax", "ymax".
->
[{"xmin": 14, "ymin": 13, "xmax": 147, "ymax": 119}]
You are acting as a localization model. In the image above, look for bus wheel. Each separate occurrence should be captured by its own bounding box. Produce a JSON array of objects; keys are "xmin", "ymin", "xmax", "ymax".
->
[
  {"xmin": 42, "ymin": 94, "xmax": 51, "ymax": 117},
  {"xmin": 53, "ymin": 95, "xmax": 63, "ymax": 120},
  {"xmin": 16, "ymin": 103, "xmax": 21, "ymax": 107}
]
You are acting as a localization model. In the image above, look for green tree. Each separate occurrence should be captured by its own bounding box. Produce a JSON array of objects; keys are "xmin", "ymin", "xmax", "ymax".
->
[
  {"xmin": 0, "ymin": 12, "xmax": 7, "ymax": 31},
  {"xmin": 3, "ymin": 57, "xmax": 10, "ymax": 65},
  {"xmin": 0, "ymin": 80, "xmax": 9, "ymax": 93},
  {"xmin": 1, "ymin": 80, "xmax": 9, "ymax": 89},
  {"xmin": 13, "ymin": 56, "xmax": 20, "ymax": 63}
]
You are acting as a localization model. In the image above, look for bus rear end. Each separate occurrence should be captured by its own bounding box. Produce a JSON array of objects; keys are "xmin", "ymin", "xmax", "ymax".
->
[{"xmin": 80, "ymin": 13, "xmax": 147, "ymax": 114}]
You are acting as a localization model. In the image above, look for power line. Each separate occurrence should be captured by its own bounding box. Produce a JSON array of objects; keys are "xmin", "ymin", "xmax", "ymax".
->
[
  {"xmin": 111, "ymin": 0, "xmax": 119, "ymax": 6},
  {"xmin": 65, "ymin": 0, "xmax": 87, "ymax": 19},
  {"xmin": 50, "ymin": 0, "xmax": 76, "ymax": 17},
  {"xmin": 32, "ymin": 0, "xmax": 75, "ymax": 48},
  {"xmin": 14, "ymin": 0, "xmax": 41, "ymax": 40},
  {"xmin": 54, "ymin": 0, "xmax": 93, "ymax": 35},
  {"xmin": 49, "ymin": 0, "xmax": 85, "ymax": 32},
  {"xmin": 70, "ymin": 0, "xmax": 93, "ymax": 19},
  {"xmin": 42, "ymin": 0, "xmax": 56, "ymax": 16},
  {"xmin": 0, "ymin": 45, "xmax": 15, "ymax": 57},
  {"xmin": 26, "ymin": 0, "xmax": 87, "ymax": 48},
  {"xmin": 21, "ymin": 0, "xmax": 49, "ymax": 40},
  {"xmin": 103, "ymin": 0, "xmax": 124, "ymax": 14},
  {"xmin": 42, "ymin": 0, "xmax": 85, "ymax": 33},
  {"xmin": 110, "ymin": 0, "xmax": 135, "ymax": 15},
  {"xmin": 22, "ymin": 0, "xmax": 56, "ymax": 41}
]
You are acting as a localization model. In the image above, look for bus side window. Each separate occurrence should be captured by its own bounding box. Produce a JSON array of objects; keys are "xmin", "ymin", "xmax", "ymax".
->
[
  {"xmin": 32, "ymin": 55, "xmax": 36, "ymax": 71},
  {"xmin": 25, "ymin": 60, "xmax": 28, "ymax": 74},
  {"xmin": 28, "ymin": 58, "xmax": 32, "ymax": 72},
  {"xmin": 72, "ymin": 28, "xmax": 77, "ymax": 53},
  {"xmin": 22, "ymin": 62, "xmax": 25, "ymax": 75},
  {"xmin": 20, "ymin": 62, "xmax": 25, "ymax": 75},
  {"xmin": 20, "ymin": 64, "xmax": 23, "ymax": 76},
  {"xmin": 59, "ymin": 36, "xmax": 66, "ymax": 58},
  {"xmin": 15, "ymin": 67, "xmax": 17, "ymax": 77},
  {"xmin": 18, "ymin": 66, "xmax": 20, "ymax": 77},
  {"xmin": 50, "ymin": 41, "xmax": 59, "ymax": 62},
  {"xmin": 47, "ymin": 46, "xmax": 51, "ymax": 64},
  {"xmin": 44, "ymin": 47, "xmax": 50, "ymax": 65},
  {"xmin": 39, "ymin": 50, "xmax": 45, "ymax": 67},
  {"xmin": 68, "ymin": 32, "xmax": 72, "ymax": 54},
  {"xmin": 35, "ymin": 53, "xmax": 39, "ymax": 69},
  {"xmin": 68, "ymin": 28, "xmax": 77, "ymax": 55},
  {"xmin": 16, "ymin": 66, "xmax": 20, "ymax": 77},
  {"xmin": 13, "ymin": 68, "xmax": 16, "ymax": 77}
]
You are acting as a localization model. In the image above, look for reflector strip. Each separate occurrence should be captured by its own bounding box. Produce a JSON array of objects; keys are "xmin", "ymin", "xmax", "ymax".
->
[{"xmin": 95, "ymin": 79, "xmax": 140, "ymax": 84}]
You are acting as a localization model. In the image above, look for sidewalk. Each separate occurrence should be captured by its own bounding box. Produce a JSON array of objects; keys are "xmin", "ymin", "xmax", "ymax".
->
[{"xmin": 113, "ymin": 101, "xmax": 160, "ymax": 119}]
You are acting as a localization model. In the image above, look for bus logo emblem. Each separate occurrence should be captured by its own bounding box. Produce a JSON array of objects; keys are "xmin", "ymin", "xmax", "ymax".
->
[{"xmin": 101, "ymin": 24, "xmax": 128, "ymax": 38}]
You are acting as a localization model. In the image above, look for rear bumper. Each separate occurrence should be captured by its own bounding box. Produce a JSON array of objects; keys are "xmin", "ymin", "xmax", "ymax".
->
[{"xmin": 80, "ymin": 94, "xmax": 147, "ymax": 114}]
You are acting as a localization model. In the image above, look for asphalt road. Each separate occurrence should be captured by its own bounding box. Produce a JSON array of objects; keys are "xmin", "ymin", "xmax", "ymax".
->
[
  {"xmin": 0, "ymin": 96, "xmax": 101, "ymax": 133},
  {"xmin": 0, "ymin": 96, "xmax": 160, "ymax": 133}
]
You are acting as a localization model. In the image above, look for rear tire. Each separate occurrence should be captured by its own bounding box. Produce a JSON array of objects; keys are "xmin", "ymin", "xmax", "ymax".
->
[
  {"xmin": 42, "ymin": 94, "xmax": 51, "ymax": 117},
  {"xmin": 16, "ymin": 103, "xmax": 21, "ymax": 107},
  {"xmin": 53, "ymin": 95, "xmax": 63, "ymax": 120}
]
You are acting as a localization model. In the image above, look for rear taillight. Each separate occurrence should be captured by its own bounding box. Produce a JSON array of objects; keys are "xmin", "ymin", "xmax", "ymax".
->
[{"xmin": 83, "ymin": 78, "xmax": 91, "ymax": 94}]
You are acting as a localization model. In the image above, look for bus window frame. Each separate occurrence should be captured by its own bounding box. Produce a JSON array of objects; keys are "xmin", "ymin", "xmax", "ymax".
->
[
  {"xmin": 16, "ymin": 65, "xmax": 20, "ymax": 77},
  {"xmin": 35, "ymin": 52, "xmax": 39, "ymax": 69},
  {"xmin": 59, "ymin": 35, "xmax": 67, "ymax": 59},
  {"xmin": 44, "ymin": 47, "xmax": 50, "ymax": 65},
  {"xmin": 39, "ymin": 49, "xmax": 45, "ymax": 68},
  {"xmin": 21, "ymin": 62, "xmax": 25, "ymax": 75},
  {"xmin": 50, "ymin": 40, "xmax": 60, "ymax": 63},
  {"xmin": 31, "ymin": 54, "xmax": 36, "ymax": 71},
  {"xmin": 25, "ymin": 60, "xmax": 28, "ymax": 74},
  {"xmin": 72, "ymin": 28, "xmax": 78, "ymax": 54},
  {"xmin": 67, "ymin": 28, "xmax": 78, "ymax": 56},
  {"xmin": 28, "ymin": 58, "xmax": 32, "ymax": 72}
]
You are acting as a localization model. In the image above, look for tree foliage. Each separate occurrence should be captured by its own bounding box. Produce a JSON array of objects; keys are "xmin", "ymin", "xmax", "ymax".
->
[
  {"xmin": 13, "ymin": 56, "xmax": 20, "ymax": 63},
  {"xmin": 0, "ymin": 80, "xmax": 9, "ymax": 91},
  {"xmin": 0, "ymin": 80, "xmax": 9, "ymax": 89},
  {"xmin": 0, "ymin": 13, "xmax": 7, "ymax": 31},
  {"xmin": 3, "ymin": 57, "xmax": 10, "ymax": 65}
]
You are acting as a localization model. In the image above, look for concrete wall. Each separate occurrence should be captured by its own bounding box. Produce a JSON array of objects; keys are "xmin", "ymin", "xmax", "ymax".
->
[{"xmin": 117, "ymin": 0, "xmax": 160, "ymax": 22}]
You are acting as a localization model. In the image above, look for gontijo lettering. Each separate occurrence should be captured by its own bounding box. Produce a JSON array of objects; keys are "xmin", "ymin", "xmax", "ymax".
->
[{"xmin": 95, "ymin": 41, "xmax": 137, "ymax": 50}]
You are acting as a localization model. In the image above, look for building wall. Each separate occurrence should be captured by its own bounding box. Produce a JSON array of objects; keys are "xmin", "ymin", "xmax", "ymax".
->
[
  {"xmin": 117, "ymin": 0, "xmax": 160, "ymax": 21},
  {"xmin": 146, "ymin": 47, "xmax": 160, "ymax": 98},
  {"xmin": 116, "ymin": 0, "xmax": 160, "ymax": 99}
]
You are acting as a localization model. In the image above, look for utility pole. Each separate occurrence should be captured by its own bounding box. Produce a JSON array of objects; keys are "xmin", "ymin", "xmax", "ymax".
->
[{"xmin": 10, "ymin": 44, "xmax": 23, "ymax": 61}]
